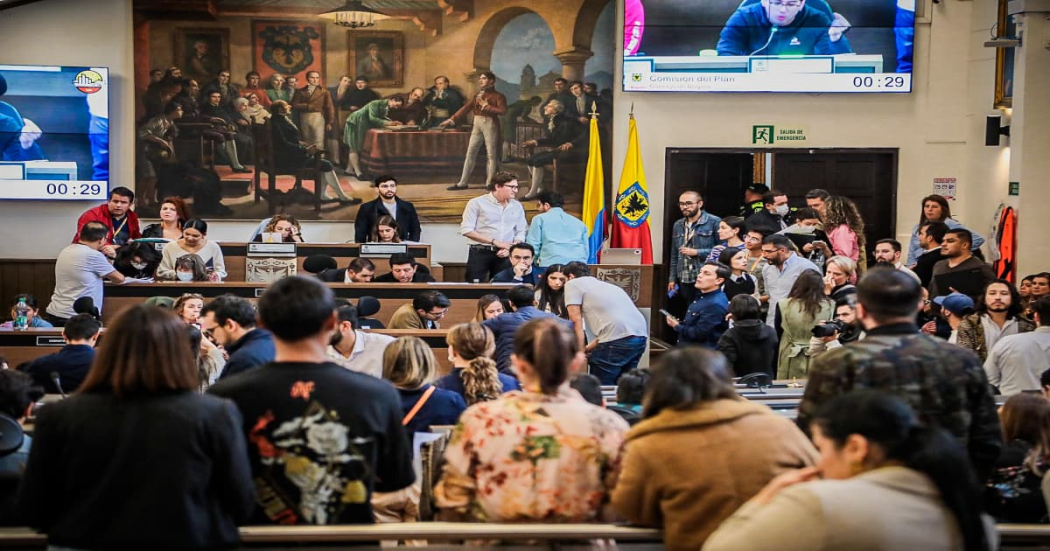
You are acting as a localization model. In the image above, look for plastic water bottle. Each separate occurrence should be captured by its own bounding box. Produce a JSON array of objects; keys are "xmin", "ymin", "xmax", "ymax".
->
[{"xmin": 13, "ymin": 298, "xmax": 29, "ymax": 331}]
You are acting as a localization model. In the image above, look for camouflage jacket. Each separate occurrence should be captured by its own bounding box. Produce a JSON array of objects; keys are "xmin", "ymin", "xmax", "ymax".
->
[
  {"xmin": 955, "ymin": 313, "xmax": 1035, "ymax": 363},
  {"xmin": 798, "ymin": 322, "xmax": 1002, "ymax": 478}
]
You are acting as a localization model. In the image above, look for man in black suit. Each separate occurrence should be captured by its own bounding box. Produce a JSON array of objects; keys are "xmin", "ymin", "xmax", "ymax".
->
[
  {"xmin": 20, "ymin": 314, "xmax": 100, "ymax": 394},
  {"xmin": 747, "ymin": 190, "xmax": 794, "ymax": 235},
  {"xmin": 373, "ymin": 252, "xmax": 435, "ymax": 283},
  {"xmin": 520, "ymin": 100, "xmax": 588, "ymax": 200},
  {"xmin": 353, "ymin": 175, "xmax": 422, "ymax": 243},
  {"xmin": 913, "ymin": 221, "xmax": 949, "ymax": 289},
  {"xmin": 317, "ymin": 258, "xmax": 377, "ymax": 284}
]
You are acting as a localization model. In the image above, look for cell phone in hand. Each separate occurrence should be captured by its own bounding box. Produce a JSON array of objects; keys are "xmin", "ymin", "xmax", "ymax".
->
[{"xmin": 659, "ymin": 309, "xmax": 674, "ymax": 318}]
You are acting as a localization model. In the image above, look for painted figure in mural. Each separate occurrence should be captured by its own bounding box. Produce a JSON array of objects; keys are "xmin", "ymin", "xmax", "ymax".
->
[
  {"xmin": 520, "ymin": 100, "xmax": 587, "ymax": 200},
  {"xmin": 270, "ymin": 100, "xmax": 358, "ymax": 205},
  {"xmin": 502, "ymin": 95, "xmax": 542, "ymax": 162},
  {"xmin": 186, "ymin": 39, "xmax": 222, "ymax": 81},
  {"xmin": 202, "ymin": 70, "xmax": 241, "ymax": 108},
  {"xmin": 441, "ymin": 71, "xmax": 508, "ymax": 191},
  {"xmin": 342, "ymin": 96, "xmax": 404, "ymax": 180},
  {"xmin": 291, "ymin": 71, "xmax": 335, "ymax": 152},
  {"xmin": 388, "ymin": 87, "xmax": 427, "ymax": 126},
  {"xmin": 423, "ymin": 76, "xmax": 464, "ymax": 127},
  {"xmin": 265, "ymin": 74, "xmax": 292, "ymax": 104},
  {"xmin": 356, "ymin": 43, "xmax": 391, "ymax": 81}
]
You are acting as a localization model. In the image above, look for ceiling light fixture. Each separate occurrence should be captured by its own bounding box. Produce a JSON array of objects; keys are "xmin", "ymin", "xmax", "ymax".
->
[{"xmin": 319, "ymin": 1, "xmax": 389, "ymax": 29}]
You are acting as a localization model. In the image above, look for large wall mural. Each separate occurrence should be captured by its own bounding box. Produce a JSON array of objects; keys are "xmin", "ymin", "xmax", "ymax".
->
[{"xmin": 132, "ymin": 0, "xmax": 614, "ymax": 225}]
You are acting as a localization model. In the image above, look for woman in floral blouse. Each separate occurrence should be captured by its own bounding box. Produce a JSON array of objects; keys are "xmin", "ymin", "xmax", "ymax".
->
[{"xmin": 435, "ymin": 317, "xmax": 629, "ymax": 522}]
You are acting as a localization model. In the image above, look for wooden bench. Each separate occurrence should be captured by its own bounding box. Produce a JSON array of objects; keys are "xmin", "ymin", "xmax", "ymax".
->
[{"xmin": 216, "ymin": 242, "xmax": 433, "ymax": 282}]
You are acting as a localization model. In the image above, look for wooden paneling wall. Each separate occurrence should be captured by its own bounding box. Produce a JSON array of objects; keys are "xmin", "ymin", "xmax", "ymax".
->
[{"xmin": 0, "ymin": 260, "xmax": 57, "ymax": 321}]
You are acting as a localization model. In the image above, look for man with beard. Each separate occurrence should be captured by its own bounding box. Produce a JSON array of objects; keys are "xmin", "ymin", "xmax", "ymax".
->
[
  {"xmin": 956, "ymin": 280, "xmax": 1035, "ymax": 362},
  {"xmin": 326, "ymin": 301, "xmax": 394, "ymax": 378},
  {"xmin": 810, "ymin": 296, "xmax": 866, "ymax": 356},
  {"xmin": 760, "ymin": 234, "xmax": 820, "ymax": 326},
  {"xmin": 928, "ymin": 228, "xmax": 996, "ymax": 299},
  {"xmin": 873, "ymin": 238, "xmax": 920, "ymax": 283},
  {"xmin": 668, "ymin": 191, "xmax": 721, "ymax": 309},
  {"xmin": 353, "ymin": 175, "xmax": 421, "ymax": 243},
  {"xmin": 519, "ymin": 99, "xmax": 586, "ymax": 200},
  {"xmin": 985, "ymin": 296, "xmax": 1050, "ymax": 396}
]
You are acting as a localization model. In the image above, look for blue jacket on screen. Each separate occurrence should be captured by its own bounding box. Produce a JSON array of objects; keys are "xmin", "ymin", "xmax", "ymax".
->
[{"xmin": 716, "ymin": 2, "xmax": 851, "ymax": 56}]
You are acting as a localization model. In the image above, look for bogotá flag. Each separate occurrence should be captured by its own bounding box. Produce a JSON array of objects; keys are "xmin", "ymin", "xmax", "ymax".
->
[
  {"xmin": 581, "ymin": 108, "xmax": 605, "ymax": 264},
  {"xmin": 611, "ymin": 114, "xmax": 653, "ymax": 264}
]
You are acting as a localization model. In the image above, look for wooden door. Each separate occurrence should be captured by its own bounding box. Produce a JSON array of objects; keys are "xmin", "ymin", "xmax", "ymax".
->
[{"xmin": 772, "ymin": 149, "xmax": 898, "ymax": 265}]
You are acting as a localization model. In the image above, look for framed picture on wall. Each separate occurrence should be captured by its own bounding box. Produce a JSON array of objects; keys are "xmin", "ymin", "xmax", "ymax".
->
[
  {"xmin": 175, "ymin": 28, "xmax": 230, "ymax": 83},
  {"xmin": 348, "ymin": 31, "xmax": 404, "ymax": 87},
  {"xmin": 252, "ymin": 19, "xmax": 326, "ymax": 83},
  {"xmin": 994, "ymin": 0, "xmax": 1015, "ymax": 108}
]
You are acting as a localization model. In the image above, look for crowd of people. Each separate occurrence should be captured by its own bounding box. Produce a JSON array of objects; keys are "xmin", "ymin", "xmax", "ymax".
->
[{"xmin": 4, "ymin": 164, "xmax": 1050, "ymax": 549}]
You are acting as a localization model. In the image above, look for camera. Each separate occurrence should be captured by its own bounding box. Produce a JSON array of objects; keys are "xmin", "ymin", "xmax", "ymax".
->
[{"xmin": 812, "ymin": 319, "xmax": 847, "ymax": 338}]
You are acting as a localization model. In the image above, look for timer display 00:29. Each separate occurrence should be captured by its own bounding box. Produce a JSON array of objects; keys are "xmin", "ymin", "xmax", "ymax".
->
[
  {"xmin": 852, "ymin": 76, "xmax": 907, "ymax": 89},
  {"xmin": 46, "ymin": 182, "xmax": 103, "ymax": 197}
]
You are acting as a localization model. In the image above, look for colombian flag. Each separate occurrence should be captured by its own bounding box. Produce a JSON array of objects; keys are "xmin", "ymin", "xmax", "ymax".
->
[
  {"xmin": 581, "ymin": 108, "xmax": 605, "ymax": 264},
  {"xmin": 611, "ymin": 114, "xmax": 653, "ymax": 264}
]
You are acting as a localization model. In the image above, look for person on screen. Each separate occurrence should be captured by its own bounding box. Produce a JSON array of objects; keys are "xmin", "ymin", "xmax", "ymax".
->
[
  {"xmin": 0, "ymin": 73, "xmax": 45, "ymax": 162},
  {"xmin": 716, "ymin": 0, "xmax": 852, "ymax": 57}
]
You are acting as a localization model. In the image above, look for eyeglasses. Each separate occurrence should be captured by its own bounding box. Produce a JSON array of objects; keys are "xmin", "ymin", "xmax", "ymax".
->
[
  {"xmin": 678, "ymin": 201, "xmax": 698, "ymax": 207},
  {"xmin": 505, "ymin": 185, "xmax": 519, "ymax": 191},
  {"xmin": 760, "ymin": 248, "xmax": 779, "ymax": 254},
  {"xmin": 769, "ymin": 1, "xmax": 803, "ymax": 8},
  {"xmin": 427, "ymin": 309, "xmax": 448, "ymax": 318}
]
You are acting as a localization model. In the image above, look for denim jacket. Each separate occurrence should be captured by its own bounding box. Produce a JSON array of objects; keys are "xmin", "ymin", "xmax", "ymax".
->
[{"xmin": 669, "ymin": 211, "xmax": 721, "ymax": 283}]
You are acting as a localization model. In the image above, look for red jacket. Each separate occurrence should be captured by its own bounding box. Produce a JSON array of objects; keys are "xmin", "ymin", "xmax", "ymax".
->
[{"xmin": 73, "ymin": 203, "xmax": 142, "ymax": 244}]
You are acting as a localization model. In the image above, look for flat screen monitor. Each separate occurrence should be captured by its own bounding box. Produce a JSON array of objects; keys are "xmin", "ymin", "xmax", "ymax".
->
[
  {"xmin": 0, "ymin": 64, "xmax": 109, "ymax": 201},
  {"xmin": 623, "ymin": 0, "xmax": 914, "ymax": 93}
]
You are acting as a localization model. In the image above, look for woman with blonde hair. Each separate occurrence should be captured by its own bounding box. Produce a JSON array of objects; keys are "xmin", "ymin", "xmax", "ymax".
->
[
  {"xmin": 254, "ymin": 213, "xmax": 304, "ymax": 243},
  {"xmin": 823, "ymin": 255, "xmax": 858, "ymax": 302},
  {"xmin": 374, "ymin": 336, "xmax": 466, "ymax": 524},
  {"xmin": 473, "ymin": 294, "xmax": 503, "ymax": 322},
  {"xmin": 435, "ymin": 318, "xmax": 628, "ymax": 522},
  {"xmin": 823, "ymin": 196, "xmax": 867, "ymax": 272},
  {"xmin": 436, "ymin": 322, "xmax": 521, "ymax": 405},
  {"xmin": 18, "ymin": 305, "xmax": 253, "ymax": 548}
]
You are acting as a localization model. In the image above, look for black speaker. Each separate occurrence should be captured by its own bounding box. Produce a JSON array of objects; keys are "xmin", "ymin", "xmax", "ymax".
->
[{"xmin": 986, "ymin": 115, "xmax": 1010, "ymax": 146}]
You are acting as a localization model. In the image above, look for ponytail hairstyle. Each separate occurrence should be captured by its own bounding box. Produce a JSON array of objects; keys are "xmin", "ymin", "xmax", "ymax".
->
[
  {"xmin": 811, "ymin": 391, "xmax": 988, "ymax": 551},
  {"xmin": 512, "ymin": 318, "xmax": 577, "ymax": 395},
  {"xmin": 446, "ymin": 323, "xmax": 502, "ymax": 405}
]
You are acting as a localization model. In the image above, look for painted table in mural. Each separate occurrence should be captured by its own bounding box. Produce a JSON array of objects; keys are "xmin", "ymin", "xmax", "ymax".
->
[{"xmin": 361, "ymin": 128, "xmax": 486, "ymax": 181}]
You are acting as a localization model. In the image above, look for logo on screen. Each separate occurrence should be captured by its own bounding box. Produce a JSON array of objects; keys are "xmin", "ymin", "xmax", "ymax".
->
[
  {"xmin": 73, "ymin": 70, "xmax": 104, "ymax": 94},
  {"xmin": 614, "ymin": 183, "xmax": 650, "ymax": 228},
  {"xmin": 631, "ymin": 73, "xmax": 642, "ymax": 82}
]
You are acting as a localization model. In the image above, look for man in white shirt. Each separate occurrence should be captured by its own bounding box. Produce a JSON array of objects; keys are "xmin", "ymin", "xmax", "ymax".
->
[
  {"xmin": 459, "ymin": 171, "xmax": 528, "ymax": 282},
  {"xmin": 985, "ymin": 296, "xmax": 1050, "ymax": 396},
  {"xmin": 327, "ymin": 302, "xmax": 394, "ymax": 378},
  {"xmin": 873, "ymin": 238, "xmax": 920, "ymax": 283},
  {"xmin": 562, "ymin": 261, "xmax": 649, "ymax": 385},
  {"xmin": 45, "ymin": 222, "xmax": 125, "ymax": 326}
]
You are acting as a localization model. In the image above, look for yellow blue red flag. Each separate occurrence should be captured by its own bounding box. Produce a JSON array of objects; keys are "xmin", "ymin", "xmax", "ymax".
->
[
  {"xmin": 581, "ymin": 106, "xmax": 605, "ymax": 263},
  {"xmin": 611, "ymin": 114, "xmax": 653, "ymax": 264}
]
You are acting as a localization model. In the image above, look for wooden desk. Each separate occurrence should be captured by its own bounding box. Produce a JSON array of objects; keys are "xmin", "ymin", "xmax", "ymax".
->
[
  {"xmin": 361, "ymin": 128, "xmax": 486, "ymax": 181},
  {"xmin": 101, "ymin": 282, "xmax": 517, "ymax": 325},
  {"xmin": 218, "ymin": 242, "xmax": 432, "ymax": 282},
  {"xmin": 0, "ymin": 328, "xmax": 455, "ymax": 373}
]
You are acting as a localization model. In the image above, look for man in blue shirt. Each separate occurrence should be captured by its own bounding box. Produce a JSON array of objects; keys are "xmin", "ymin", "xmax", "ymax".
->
[
  {"xmin": 492, "ymin": 243, "xmax": 545, "ymax": 285},
  {"xmin": 525, "ymin": 191, "xmax": 589, "ymax": 266},
  {"xmin": 201, "ymin": 295, "xmax": 276, "ymax": 379},
  {"xmin": 20, "ymin": 314, "xmax": 100, "ymax": 394},
  {"xmin": 483, "ymin": 285, "xmax": 568, "ymax": 375},
  {"xmin": 666, "ymin": 262, "xmax": 730, "ymax": 348},
  {"xmin": 716, "ymin": 0, "xmax": 852, "ymax": 56},
  {"xmin": 761, "ymin": 234, "xmax": 821, "ymax": 325}
]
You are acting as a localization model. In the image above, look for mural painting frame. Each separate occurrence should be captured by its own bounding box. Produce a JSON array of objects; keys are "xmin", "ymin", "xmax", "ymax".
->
[
  {"xmin": 993, "ymin": 0, "xmax": 1014, "ymax": 108},
  {"xmin": 251, "ymin": 19, "xmax": 327, "ymax": 84},
  {"xmin": 174, "ymin": 27, "xmax": 230, "ymax": 83},
  {"xmin": 347, "ymin": 30, "xmax": 404, "ymax": 88}
]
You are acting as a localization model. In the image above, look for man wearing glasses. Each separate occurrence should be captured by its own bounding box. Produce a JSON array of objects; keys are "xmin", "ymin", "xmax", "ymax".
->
[
  {"xmin": 459, "ymin": 171, "xmax": 528, "ymax": 282},
  {"xmin": 200, "ymin": 295, "xmax": 275, "ymax": 379},
  {"xmin": 668, "ymin": 191, "xmax": 721, "ymax": 309},
  {"xmin": 759, "ymin": 234, "xmax": 820, "ymax": 326},
  {"xmin": 389, "ymin": 290, "xmax": 451, "ymax": 330},
  {"xmin": 716, "ymin": 0, "xmax": 852, "ymax": 57}
]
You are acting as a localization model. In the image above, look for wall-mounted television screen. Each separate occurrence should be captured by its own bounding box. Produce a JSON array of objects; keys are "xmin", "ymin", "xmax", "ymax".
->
[
  {"xmin": 623, "ymin": 0, "xmax": 914, "ymax": 93},
  {"xmin": 0, "ymin": 65, "xmax": 109, "ymax": 201}
]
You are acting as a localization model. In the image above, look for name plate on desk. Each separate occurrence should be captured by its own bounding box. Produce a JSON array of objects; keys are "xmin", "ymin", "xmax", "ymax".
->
[
  {"xmin": 247, "ymin": 243, "xmax": 297, "ymax": 257},
  {"xmin": 35, "ymin": 336, "xmax": 65, "ymax": 347},
  {"xmin": 360, "ymin": 243, "xmax": 407, "ymax": 257}
]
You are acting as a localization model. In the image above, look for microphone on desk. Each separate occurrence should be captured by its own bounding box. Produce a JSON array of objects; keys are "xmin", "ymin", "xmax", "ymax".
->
[
  {"xmin": 750, "ymin": 27, "xmax": 778, "ymax": 56},
  {"xmin": 73, "ymin": 297, "xmax": 101, "ymax": 322},
  {"xmin": 50, "ymin": 372, "xmax": 67, "ymax": 398}
]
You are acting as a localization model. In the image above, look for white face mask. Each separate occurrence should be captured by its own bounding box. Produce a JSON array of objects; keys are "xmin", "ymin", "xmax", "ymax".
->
[
  {"xmin": 131, "ymin": 262, "xmax": 148, "ymax": 270},
  {"xmin": 775, "ymin": 205, "xmax": 790, "ymax": 217},
  {"xmin": 176, "ymin": 271, "xmax": 194, "ymax": 282}
]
